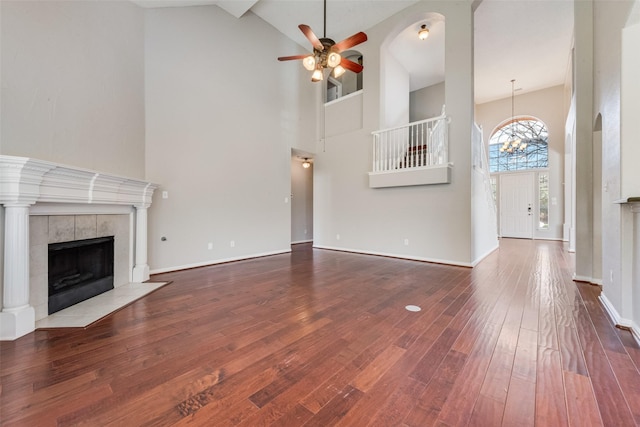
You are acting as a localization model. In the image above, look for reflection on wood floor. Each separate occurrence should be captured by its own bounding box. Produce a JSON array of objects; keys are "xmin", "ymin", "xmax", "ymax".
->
[{"xmin": 1, "ymin": 239, "xmax": 639, "ymax": 426}]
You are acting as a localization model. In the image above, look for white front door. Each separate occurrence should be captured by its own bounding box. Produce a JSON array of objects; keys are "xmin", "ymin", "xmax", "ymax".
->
[{"xmin": 500, "ymin": 173, "xmax": 534, "ymax": 238}]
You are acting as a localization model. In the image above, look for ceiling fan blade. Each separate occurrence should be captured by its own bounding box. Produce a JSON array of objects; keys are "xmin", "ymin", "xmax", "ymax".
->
[
  {"xmin": 278, "ymin": 54, "xmax": 309, "ymax": 61},
  {"xmin": 340, "ymin": 58, "xmax": 363, "ymax": 73},
  {"xmin": 333, "ymin": 32, "xmax": 367, "ymax": 52},
  {"xmin": 299, "ymin": 24, "xmax": 324, "ymax": 51}
]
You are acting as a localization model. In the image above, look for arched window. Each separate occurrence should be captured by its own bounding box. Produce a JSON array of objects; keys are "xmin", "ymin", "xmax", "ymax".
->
[{"xmin": 489, "ymin": 117, "xmax": 548, "ymax": 172}]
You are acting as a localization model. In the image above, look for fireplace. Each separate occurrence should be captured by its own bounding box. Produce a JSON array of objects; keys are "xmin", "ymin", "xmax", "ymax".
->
[
  {"xmin": 48, "ymin": 236, "xmax": 115, "ymax": 315},
  {"xmin": 1, "ymin": 155, "xmax": 157, "ymax": 340}
]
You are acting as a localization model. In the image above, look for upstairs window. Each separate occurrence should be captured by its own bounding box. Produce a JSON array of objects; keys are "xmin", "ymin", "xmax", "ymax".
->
[{"xmin": 489, "ymin": 117, "xmax": 548, "ymax": 172}]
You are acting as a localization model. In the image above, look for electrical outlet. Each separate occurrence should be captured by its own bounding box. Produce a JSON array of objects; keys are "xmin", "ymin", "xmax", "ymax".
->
[
  {"xmin": 230, "ymin": 240, "xmax": 235, "ymax": 248},
  {"xmin": 610, "ymin": 269, "xmax": 614, "ymax": 283},
  {"xmin": 336, "ymin": 234, "xmax": 340, "ymax": 241},
  {"xmin": 404, "ymin": 238, "xmax": 409, "ymax": 246},
  {"xmin": 162, "ymin": 191, "xmax": 168, "ymax": 199},
  {"xmin": 207, "ymin": 242, "xmax": 213, "ymax": 250},
  {"xmin": 304, "ymin": 229, "xmax": 307, "ymax": 235}
]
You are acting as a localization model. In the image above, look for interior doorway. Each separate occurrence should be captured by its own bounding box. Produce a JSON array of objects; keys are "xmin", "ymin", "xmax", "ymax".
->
[{"xmin": 291, "ymin": 151, "xmax": 313, "ymax": 244}]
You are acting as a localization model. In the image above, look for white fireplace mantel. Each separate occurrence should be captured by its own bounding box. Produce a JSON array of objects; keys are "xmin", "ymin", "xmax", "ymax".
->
[
  {"xmin": 0, "ymin": 155, "xmax": 156, "ymax": 207},
  {"xmin": 0, "ymin": 155, "xmax": 158, "ymax": 340}
]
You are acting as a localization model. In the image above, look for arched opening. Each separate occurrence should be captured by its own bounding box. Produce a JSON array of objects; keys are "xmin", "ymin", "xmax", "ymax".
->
[{"xmin": 380, "ymin": 13, "xmax": 445, "ymax": 128}]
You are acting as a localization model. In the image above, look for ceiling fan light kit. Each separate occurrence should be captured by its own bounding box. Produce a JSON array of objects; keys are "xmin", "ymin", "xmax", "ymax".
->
[
  {"xmin": 277, "ymin": 0, "xmax": 367, "ymax": 82},
  {"xmin": 311, "ymin": 68, "xmax": 324, "ymax": 82},
  {"xmin": 303, "ymin": 55, "xmax": 316, "ymax": 71}
]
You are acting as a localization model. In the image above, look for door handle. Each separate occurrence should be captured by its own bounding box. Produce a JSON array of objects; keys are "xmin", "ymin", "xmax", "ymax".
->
[{"xmin": 527, "ymin": 206, "xmax": 532, "ymax": 212}]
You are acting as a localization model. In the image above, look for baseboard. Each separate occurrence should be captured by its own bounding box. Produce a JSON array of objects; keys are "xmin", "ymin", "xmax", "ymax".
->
[
  {"xmin": 471, "ymin": 243, "xmax": 499, "ymax": 267},
  {"xmin": 149, "ymin": 249, "xmax": 292, "ymax": 275},
  {"xmin": 291, "ymin": 240, "xmax": 313, "ymax": 245},
  {"xmin": 572, "ymin": 274, "xmax": 603, "ymax": 285},
  {"xmin": 312, "ymin": 245, "xmax": 473, "ymax": 268},
  {"xmin": 598, "ymin": 293, "xmax": 640, "ymax": 345},
  {"xmin": 573, "ymin": 274, "xmax": 595, "ymax": 283}
]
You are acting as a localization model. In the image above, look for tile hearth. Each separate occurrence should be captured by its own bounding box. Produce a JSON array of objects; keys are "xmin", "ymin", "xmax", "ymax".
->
[{"xmin": 36, "ymin": 281, "xmax": 169, "ymax": 328}]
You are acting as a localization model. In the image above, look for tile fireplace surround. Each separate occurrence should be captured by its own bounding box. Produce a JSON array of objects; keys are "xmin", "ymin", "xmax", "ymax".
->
[{"xmin": 0, "ymin": 155, "xmax": 157, "ymax": 340}]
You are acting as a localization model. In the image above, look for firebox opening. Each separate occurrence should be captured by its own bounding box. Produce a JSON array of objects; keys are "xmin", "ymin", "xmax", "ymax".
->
[{"xmin": 48, "ymin": 236, "xmax": 115, "ymax": 315}]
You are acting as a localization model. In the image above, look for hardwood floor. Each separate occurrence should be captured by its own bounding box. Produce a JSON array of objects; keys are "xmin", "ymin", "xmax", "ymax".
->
[{"xmin": 2, "ymin": 239, "xmax": 640, "ymax": 426}]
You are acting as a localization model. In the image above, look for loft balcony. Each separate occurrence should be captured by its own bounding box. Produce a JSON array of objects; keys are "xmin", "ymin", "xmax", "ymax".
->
[{"xmin": 369, "ymin": 109, "xmax": 451, "ymax": 188}]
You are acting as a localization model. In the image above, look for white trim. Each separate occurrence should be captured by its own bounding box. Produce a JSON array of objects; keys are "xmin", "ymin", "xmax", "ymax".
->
[
  {"xmin": 489, "ymin": 168, "xmax": 550, "ymax": 177},
  {"xmin": 29, "ymin": 203, "xmax": 134, "ymax": 216},
  {"xmin": 599, "ymin": 293, "xmax": 640, "ymax": 345},
  {"xmin": 573, "ymin": 274, "xmax": 603, "ymax": 284},
  {"xmin": 0, "ymin": 155, "xmax": 157, "ymax": 206},
  {"xmin": 312, "ymin": 245, "xmax": 473, "ymax": 268},
  {"xmin": 573, "ymin": 274, "xmax": 594, "ymax": 283},
  {"xmin": 149, "ymin": 249, "xmax": 292, "ymax": 275},
  {"xmin": 291, "ymin": 239, "xmax": 313, "ymax": 244},
  {"xmin": 599, "ymin": 293, "xmax": 631, "ymax": 326},
  {"xmin": 129, "ymin": 212, "xmax": 136, "ymax": 283},
  {"xmin": 532, "ymin": 236, "xmax": 564, "ymax": 241},
  {"xmin": 324, "ymin": 89, "xmax": 362, "ymax": 107},
  {"xmin": 368, "ymin": 164, "xmax": 452, "ymax": 188},
  {"xmin": 471, "ymin": 243, "xmax": 499, "ymax": 267}
]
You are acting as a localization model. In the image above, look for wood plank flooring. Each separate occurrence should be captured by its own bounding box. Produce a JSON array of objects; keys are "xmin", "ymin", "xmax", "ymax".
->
[{"xmin": 2, "ymin": 239, "xmax": 640, "ymax": 426}]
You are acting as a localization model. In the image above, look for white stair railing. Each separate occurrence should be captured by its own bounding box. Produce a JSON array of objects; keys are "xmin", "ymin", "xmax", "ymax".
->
[
  {"xmin": 473, "ymin": 122, "xmax": 497, "ymax": 216},
  {"xmin": 371, "ymin": 107, "xmax": 449, "ymax": 173}
]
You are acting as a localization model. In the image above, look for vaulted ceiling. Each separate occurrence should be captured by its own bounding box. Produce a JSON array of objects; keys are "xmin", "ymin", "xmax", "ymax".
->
[{"xmin": 131, "ymin": 0, "xmax": 574, "ymax": 104}]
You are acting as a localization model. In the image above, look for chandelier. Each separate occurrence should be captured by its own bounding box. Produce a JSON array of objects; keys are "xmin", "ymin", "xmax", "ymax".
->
[{"xmin": 500, "ymin": 79, "xmax": 527, "ymax": 154}]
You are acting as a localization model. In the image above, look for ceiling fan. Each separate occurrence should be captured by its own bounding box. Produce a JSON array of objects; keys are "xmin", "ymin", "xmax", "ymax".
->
[{"xmin": 277, "ymin": 0, "xmax": 367, "ymax": 82}]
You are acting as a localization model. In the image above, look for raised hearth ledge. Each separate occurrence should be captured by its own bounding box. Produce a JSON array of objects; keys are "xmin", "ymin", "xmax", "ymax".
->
[
  {"xmin": 0, "ymin": 155, "xmax": 158, "ymax": 340},
  {"xmin": 36, "ymin": 281, "xmax": 169, "ymax": 328}
]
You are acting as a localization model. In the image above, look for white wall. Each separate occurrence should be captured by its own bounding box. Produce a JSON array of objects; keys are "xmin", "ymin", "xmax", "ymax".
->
[
  {"xmin": 573, "ymin": 0, "xmax": 595, "ymax": 282},
  {"xmin": 0, "ymin": 0, "xmax": 145, "ymax": 313},
  {"xmin": 410, "ymin": 81, "xmax": 445, "ymax": 122},
  {"xmin": 621, "ymin": 23, "xmax": 640, "ymax": 198},
  {"xmin": 314, "ymin": 1, "xmax": 475, "ymax": 266},
  {"xmin": 144, "ymin": 6, "xmax": 317, "ymax": 272},
  {"xmin": 291, "ymin": 158, "xmax": 313, "ymax": 243},
  {"xmin": 475, "ymin": 85, "xmax": 566, "ymax": 240},
  {"xmin": 588, "ymin": 0, "xmax": 639, "ymax": 326},
  {"xmin": 0, "ymin": 0, "xmax": 145, "ymax": 178},
  {"xmin": 381, "ymin": 52, "xmax": 410, "ymax": 129}
]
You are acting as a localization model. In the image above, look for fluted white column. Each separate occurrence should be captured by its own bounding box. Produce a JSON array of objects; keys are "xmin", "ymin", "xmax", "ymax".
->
[
  {"xmin": 0, "ymin": 203, "xmax": 35, "ymax": 340},
  {"xmin": 131, "ymin": 204, "xmax": 150, "ymax": 282}
]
